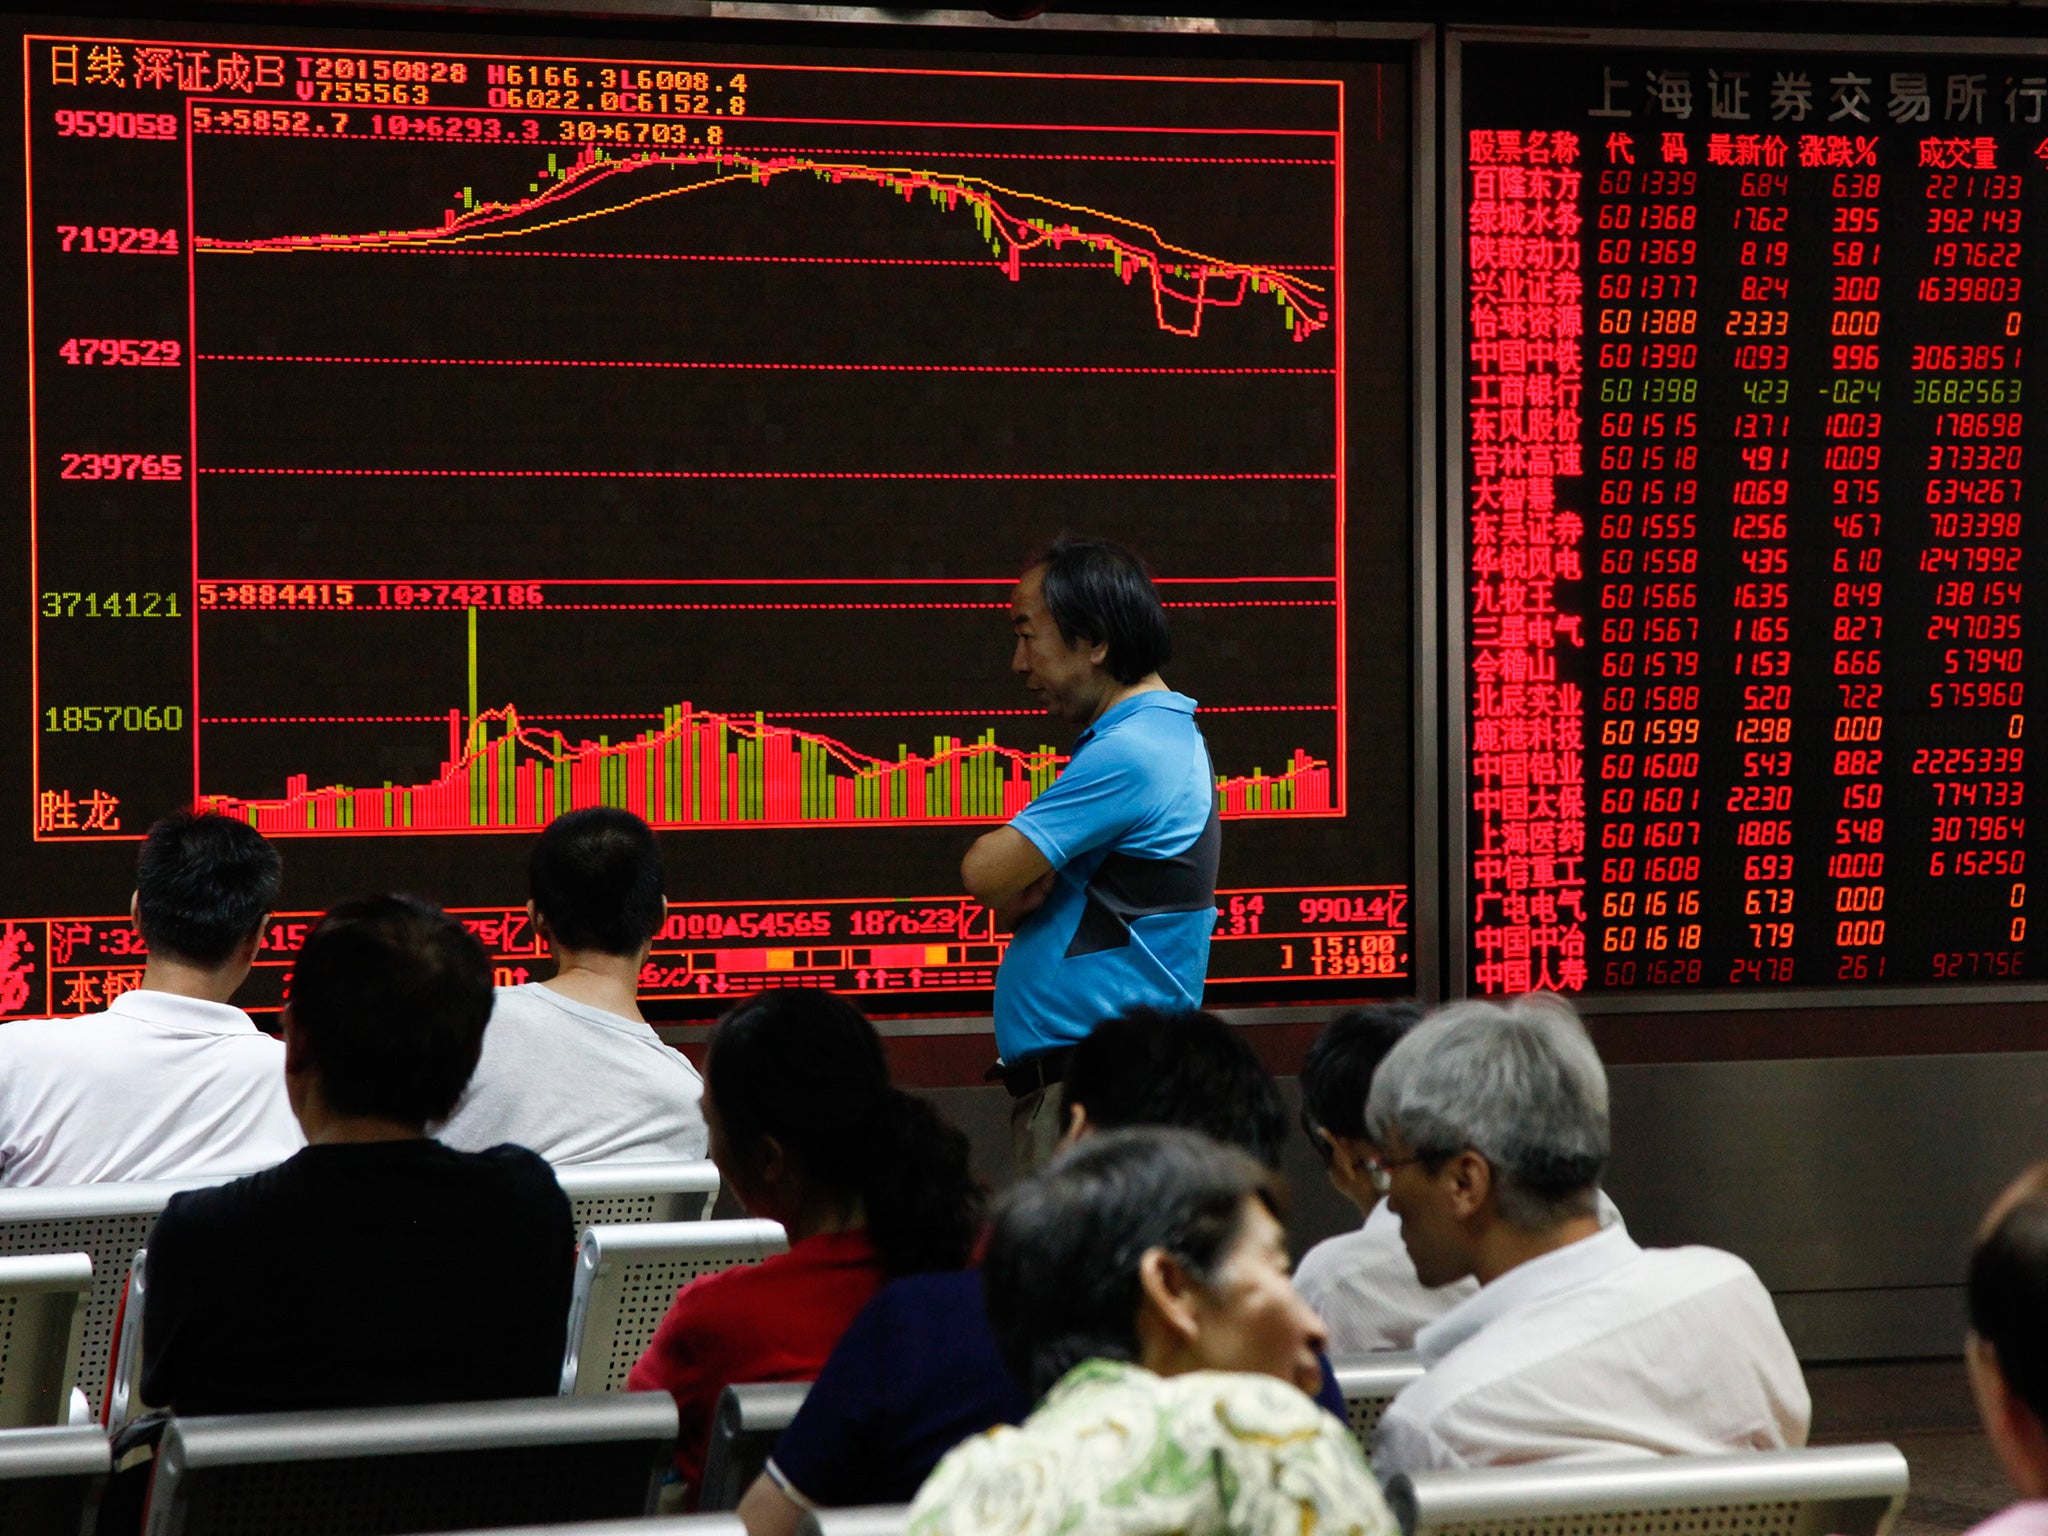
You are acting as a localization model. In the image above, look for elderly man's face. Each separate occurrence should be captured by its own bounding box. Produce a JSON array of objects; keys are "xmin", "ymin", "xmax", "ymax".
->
[{"xmin": 1380, "ymin": 1127, "xmax": 1484, "ymax": 1290}]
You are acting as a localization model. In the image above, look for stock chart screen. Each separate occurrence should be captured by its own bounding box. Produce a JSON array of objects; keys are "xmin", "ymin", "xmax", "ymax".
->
[
  {"xmin": 1457, "ymin": 34, "xmax": 2048, "ymax": 997},
  {"xmin": 0, "ymin": 14, "xmax": 1414, "ymax": 1021}
]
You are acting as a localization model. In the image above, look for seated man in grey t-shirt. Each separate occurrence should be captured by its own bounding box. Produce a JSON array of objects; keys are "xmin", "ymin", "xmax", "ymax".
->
[{"xmin": 439, "ymin": 808, "xmax": 705, "ymax": 1163}]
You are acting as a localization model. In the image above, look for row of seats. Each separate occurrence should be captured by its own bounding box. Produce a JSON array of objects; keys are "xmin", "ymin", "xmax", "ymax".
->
[
  {"xmin": 0, "ymin": 1160, "xmax": 722, "ymax": 1427},
  {"xmin": 0, "ymin": 1408, "xmax": 1910, "ymax": 1536}
]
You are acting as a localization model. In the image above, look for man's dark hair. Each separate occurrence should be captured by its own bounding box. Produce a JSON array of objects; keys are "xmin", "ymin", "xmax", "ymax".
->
[
  {"xmin": 985, "ymin": 1127, "xmax": 1285, "ymax": 1399},
  {"xmin": 1970, "ymin": 1164, "xmax": 2048, "ymax": 1427},
  {"xmin": 134, "ymin": 810, "xmax": 282, "ymax": 968},
  {"xmin": 287, "ymin": 895, "xmax": 493, "ymax": 1129},
  {"xmin": 529, "ymin": 807, "xmax": 666, "ymax": 956},
  {"xmin": 1059, "ymin": 1006, "xmax": 1288, "ymax": 1171},
  {"xmin": 1032, "ymin": 536, "xmax": 1170, "ymax": 686},
  {"xmin": 1299, "ymin": 1003, "xmax": 1425, "ymax": 1142}
]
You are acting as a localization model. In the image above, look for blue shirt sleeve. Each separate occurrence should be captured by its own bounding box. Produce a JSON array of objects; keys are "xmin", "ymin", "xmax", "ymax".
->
[{"xmin": 1008, "ymin": 735, "xmax": 1148, "ymax": 868}]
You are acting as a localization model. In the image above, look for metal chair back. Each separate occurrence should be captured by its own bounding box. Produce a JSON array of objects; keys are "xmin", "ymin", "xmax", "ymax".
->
[
  {"xmin": 1386, "ymin": 1441, "xmax": 1911, "ymax": 1536},
  {"xmin": 555, "ymin": 1161, "xmax": 720, "ymax": 1228},
  {"xmin": 142, "ymin": 1390, "xmax": 679, "ymax": 1536},
  {"xmin": 698, "ymin": 1381, "xmax": 810, "ymax": 1511},
  {"xmin": 0, "ymin": 1252, "xmax": 92, "ymax": 1430},
  {"xmin": 796, "ymin": 1508, "xmax": 910, "ymax": 1536},
  {"xmin": 559, "ymin": 1220, "xmax": 787, "ymax": 1396},
  {"xmin": 0, "ymin": 1178, "xmax": 225, "ymax": 1420},
  {"xmin": 0, "ymin": 1424, "xmax": 110, "ymax": 1536},
  {"xmin": 1332, "ymin": 1351, "xmax": 1425, "ymax": 1452}
]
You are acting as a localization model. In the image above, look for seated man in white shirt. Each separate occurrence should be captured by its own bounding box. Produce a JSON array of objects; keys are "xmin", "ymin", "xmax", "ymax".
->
[
  {"xmin": 0, "ymin": 809, "xmax": 302, "ymax": 1185},
  {"xmin": 1294, "ymin": 1003, "xmax": 1475, "ymax": 1352},
  {"xmin": 1368, "ymin": 993, "xmax": 1809, "ymax": 1478},
  {"xmin": 440, "ymin": 807, "xmax": 705, "ymax": 1162}
]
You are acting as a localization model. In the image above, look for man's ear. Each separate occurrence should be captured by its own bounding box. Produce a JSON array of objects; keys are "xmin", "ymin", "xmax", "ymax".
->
[
  {"xmin": 1443, "ymin": 1148, "xmax": 1494, "ymax": 1220},
  {"xmin": 526, "ymin": 901, "xmax": 553, "ymax": 952},
  {"xmin": 238, "ymin": 914, "xmax": 271, "ymax": 965},
  {"xmin": 129, "ymin": 891, "xmax": 141, "ymax": 927},
  {"xmin": 1136, "ymin": 1247, "xmax": 1202, "ymax": 1346}
]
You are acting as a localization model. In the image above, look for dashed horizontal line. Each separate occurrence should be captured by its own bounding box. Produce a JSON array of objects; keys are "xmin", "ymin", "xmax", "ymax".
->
[
  {"xmin": 199, "ymin": 468, "xmax": 1337, "ymax": 481},
  {"xmin": 194, "ymin": 354, "xmax": 1335, "ymax": 376}
]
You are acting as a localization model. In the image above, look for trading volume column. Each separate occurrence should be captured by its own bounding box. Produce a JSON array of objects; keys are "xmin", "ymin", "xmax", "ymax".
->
[{"xmin": 25, "ymin": 41, "xmax": 199, "ymax": 841}]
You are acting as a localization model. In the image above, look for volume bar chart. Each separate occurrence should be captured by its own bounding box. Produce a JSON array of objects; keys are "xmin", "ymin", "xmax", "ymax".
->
[{"xmin": 204, "ymin": 701, "xmax": 1332, "ymax": 834}]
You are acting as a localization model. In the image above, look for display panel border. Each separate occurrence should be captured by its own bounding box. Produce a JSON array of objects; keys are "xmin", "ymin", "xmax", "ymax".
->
[
  {"xmin": 1445, "ymin": 23, "xmax": 2048, "ymax": 1013},
  {"xmin": 21, "ymin": 5, "xmax": 1441, "ymax": 1030}
]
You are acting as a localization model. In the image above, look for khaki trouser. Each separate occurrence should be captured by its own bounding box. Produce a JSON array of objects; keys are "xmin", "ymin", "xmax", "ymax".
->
[{"xmin": 1009, "ymin": 1083, "xmax": 1066, "ymax": 1176}]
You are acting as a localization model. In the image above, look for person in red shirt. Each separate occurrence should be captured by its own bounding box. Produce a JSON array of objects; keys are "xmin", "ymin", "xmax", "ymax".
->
[{"xmin": 627, "ymin": 989, "xmax": 983, "ymax": 1505}]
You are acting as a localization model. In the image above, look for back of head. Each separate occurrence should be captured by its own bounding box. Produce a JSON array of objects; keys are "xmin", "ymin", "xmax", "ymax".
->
[
  {"xmin": 1033, "ymin": 535, "xmax": 1170, "ymax": 685},
  {"xmin": 289, "ymin": 895, "xmax": 493, "ymax": 1129},
  {"xmin": 985, "ymin": 1126, "xmax": 1284, "ymax": 1399},
  {"xmin": 1299, "ymin": 1002, "xmax": 1425, "ymax": 1141},
  {"xmin": 707, "ymin": 990, "xmax": 982, "ymax": 1276},
  {"xmin": 529, "ymin": 807, "xmax": 665, "ymax": 956},
  {"xmin": 1059, "ymin": 1006, "xmax": 1287, "ymax": 1169},
  {"xmin": 1970, "ymin": 1164, "xmax": 2048, "ymax": 1428},
  {"xmin": 1366, "ymin": 992, "xmax": 1609, "ymax": 1229},
  {"xmin": 135, "ymin": 810, "xmax": 282, "ymax": 968}
]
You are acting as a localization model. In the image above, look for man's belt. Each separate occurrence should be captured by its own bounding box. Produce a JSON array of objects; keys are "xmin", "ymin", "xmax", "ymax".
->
[{"xmin": 988, "ymin": 1046, "xmax": 1075, "ymax": 1099}]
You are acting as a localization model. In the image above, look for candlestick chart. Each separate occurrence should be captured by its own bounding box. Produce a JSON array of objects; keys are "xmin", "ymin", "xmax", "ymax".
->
[{"xmin": 16, "ymin": 23, "xmax": 1415, "ymax": 1016}]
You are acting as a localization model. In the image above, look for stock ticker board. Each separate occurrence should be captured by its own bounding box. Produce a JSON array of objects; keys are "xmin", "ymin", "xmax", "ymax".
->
[
  {"xmin": 1458, "ymin": 36, "xmax": 2048, "ymax": 997},
  {"xmin": 0, "ymin": 18, "xmax": 1415, "ymax": 1020}
]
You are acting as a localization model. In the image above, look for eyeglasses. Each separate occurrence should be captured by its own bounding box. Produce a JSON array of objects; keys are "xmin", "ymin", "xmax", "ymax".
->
[{"xmin": 1363, "ymin": 1151, "xmax": 1426, "ymax": 1197}]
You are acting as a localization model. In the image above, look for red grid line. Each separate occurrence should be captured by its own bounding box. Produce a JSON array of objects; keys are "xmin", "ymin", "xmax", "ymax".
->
[
  {"xmin": 195, "ymin": 354, "xmax": 1335, "ymax": 376},
  {"xmin": 200, "ymin": 468, "xmax": 1336, "ymax": 481}
]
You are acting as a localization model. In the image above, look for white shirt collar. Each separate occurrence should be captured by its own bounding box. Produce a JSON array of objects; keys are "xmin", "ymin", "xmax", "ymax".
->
[
  {"xmin": 104, "ymin": 988, "xmax": 262, "ymax": 1036},
  {"xmin": 1415, "ymin": 1220, "xmax": 1641, "ymax": 1366}
]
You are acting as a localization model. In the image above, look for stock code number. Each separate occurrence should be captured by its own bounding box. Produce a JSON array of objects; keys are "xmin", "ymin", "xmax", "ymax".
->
[
  {"xmin": 43, "ymin": 704, "xmax": 184, "ymax": 733},
  {"xmin": 41, "ymin": 591, "xmax": 181, "ymax": 618},
  {"xmin": 53, "ymin": 110, "xmax": 177, "ymax": 140},
  {"xmin": 58, "ymin": 453, "xmax": 182, "ymax": 482},
  {"xmin": 55, "ymin": 225, "xmax": 178, "ymax": 254},
  {"xmin": 58, "ymin": 339, "xmax": 181, "ymax": 367}
]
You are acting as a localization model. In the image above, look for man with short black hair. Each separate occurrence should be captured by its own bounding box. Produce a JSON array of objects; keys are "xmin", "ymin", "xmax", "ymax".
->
[
  {"xmin": 141, "ymin": 895, "xmax": 573, "ymax": 1415},
  {"xmin": 1368, "ymin": 994, "xmax": 1807, "ymax": 1477},
  {"xmin": 441, "ymin": 808, "xmax": 705, "ymax": 1162},
  {"xmin": 962, "ymin": 537, "xmax": 1219, "ymax": 1170},
  {"xmin": 0, "ymin": 808, "xmax": 301, "ymax": 1184}
]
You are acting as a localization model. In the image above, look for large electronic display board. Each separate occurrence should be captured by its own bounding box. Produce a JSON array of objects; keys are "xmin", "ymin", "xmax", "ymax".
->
[
  {"xmin": 1454, "ymin": 31, "xmax": 2048, "ymax": 999},
  {"xmin": 0, "ymin": 12, "xmax": 1418, "ymax": 1021}
]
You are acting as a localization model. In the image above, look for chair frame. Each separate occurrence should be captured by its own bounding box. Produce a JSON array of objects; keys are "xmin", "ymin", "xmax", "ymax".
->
[
  {"xmin": 1330, "ymin": 1351, "xmax": 1424, "ymax": 1451},
  {"xmin": 0, "ymin": 1252, "xmax": 93, "ymax": 1430},
  {"xmin": 1385, "ymin": 1442, "xmax": 1911, "ymax": 1536},
  {"xmin": 698, "ymin": 1381, "xmax": 811, "ymax": 1512},
  {"xmin": 559, "ymin": 1219, "xmax": 788, "ymax": 1397},
  {"xmin": 143, "ymin": 1391, "xmax": 680, "ymax": 1536},
  {"xmin": 555, "ymin": 1161, "xmax": 721, "ymax": 1226},
  {"xmin": 0, "ymin": 1176, "xmax": 229, "ymax": 1422}
]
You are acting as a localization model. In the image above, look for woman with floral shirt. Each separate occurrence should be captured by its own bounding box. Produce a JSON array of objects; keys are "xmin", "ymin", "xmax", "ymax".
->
[{"xmin": 910, "ymin": 1127, "xmax": 1395, "ymax": 1536}]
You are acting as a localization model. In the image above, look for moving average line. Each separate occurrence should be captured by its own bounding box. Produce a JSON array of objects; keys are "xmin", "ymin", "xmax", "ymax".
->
[{"xmin": 194, "ymin": 144, "xmax": 1333, "ymax": 340}]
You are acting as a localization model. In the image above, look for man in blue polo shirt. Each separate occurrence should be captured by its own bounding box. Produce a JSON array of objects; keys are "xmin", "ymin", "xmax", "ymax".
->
[{"xmin": 960, "ymin": 536, "xmax": 1220, "ymax": 1171}]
